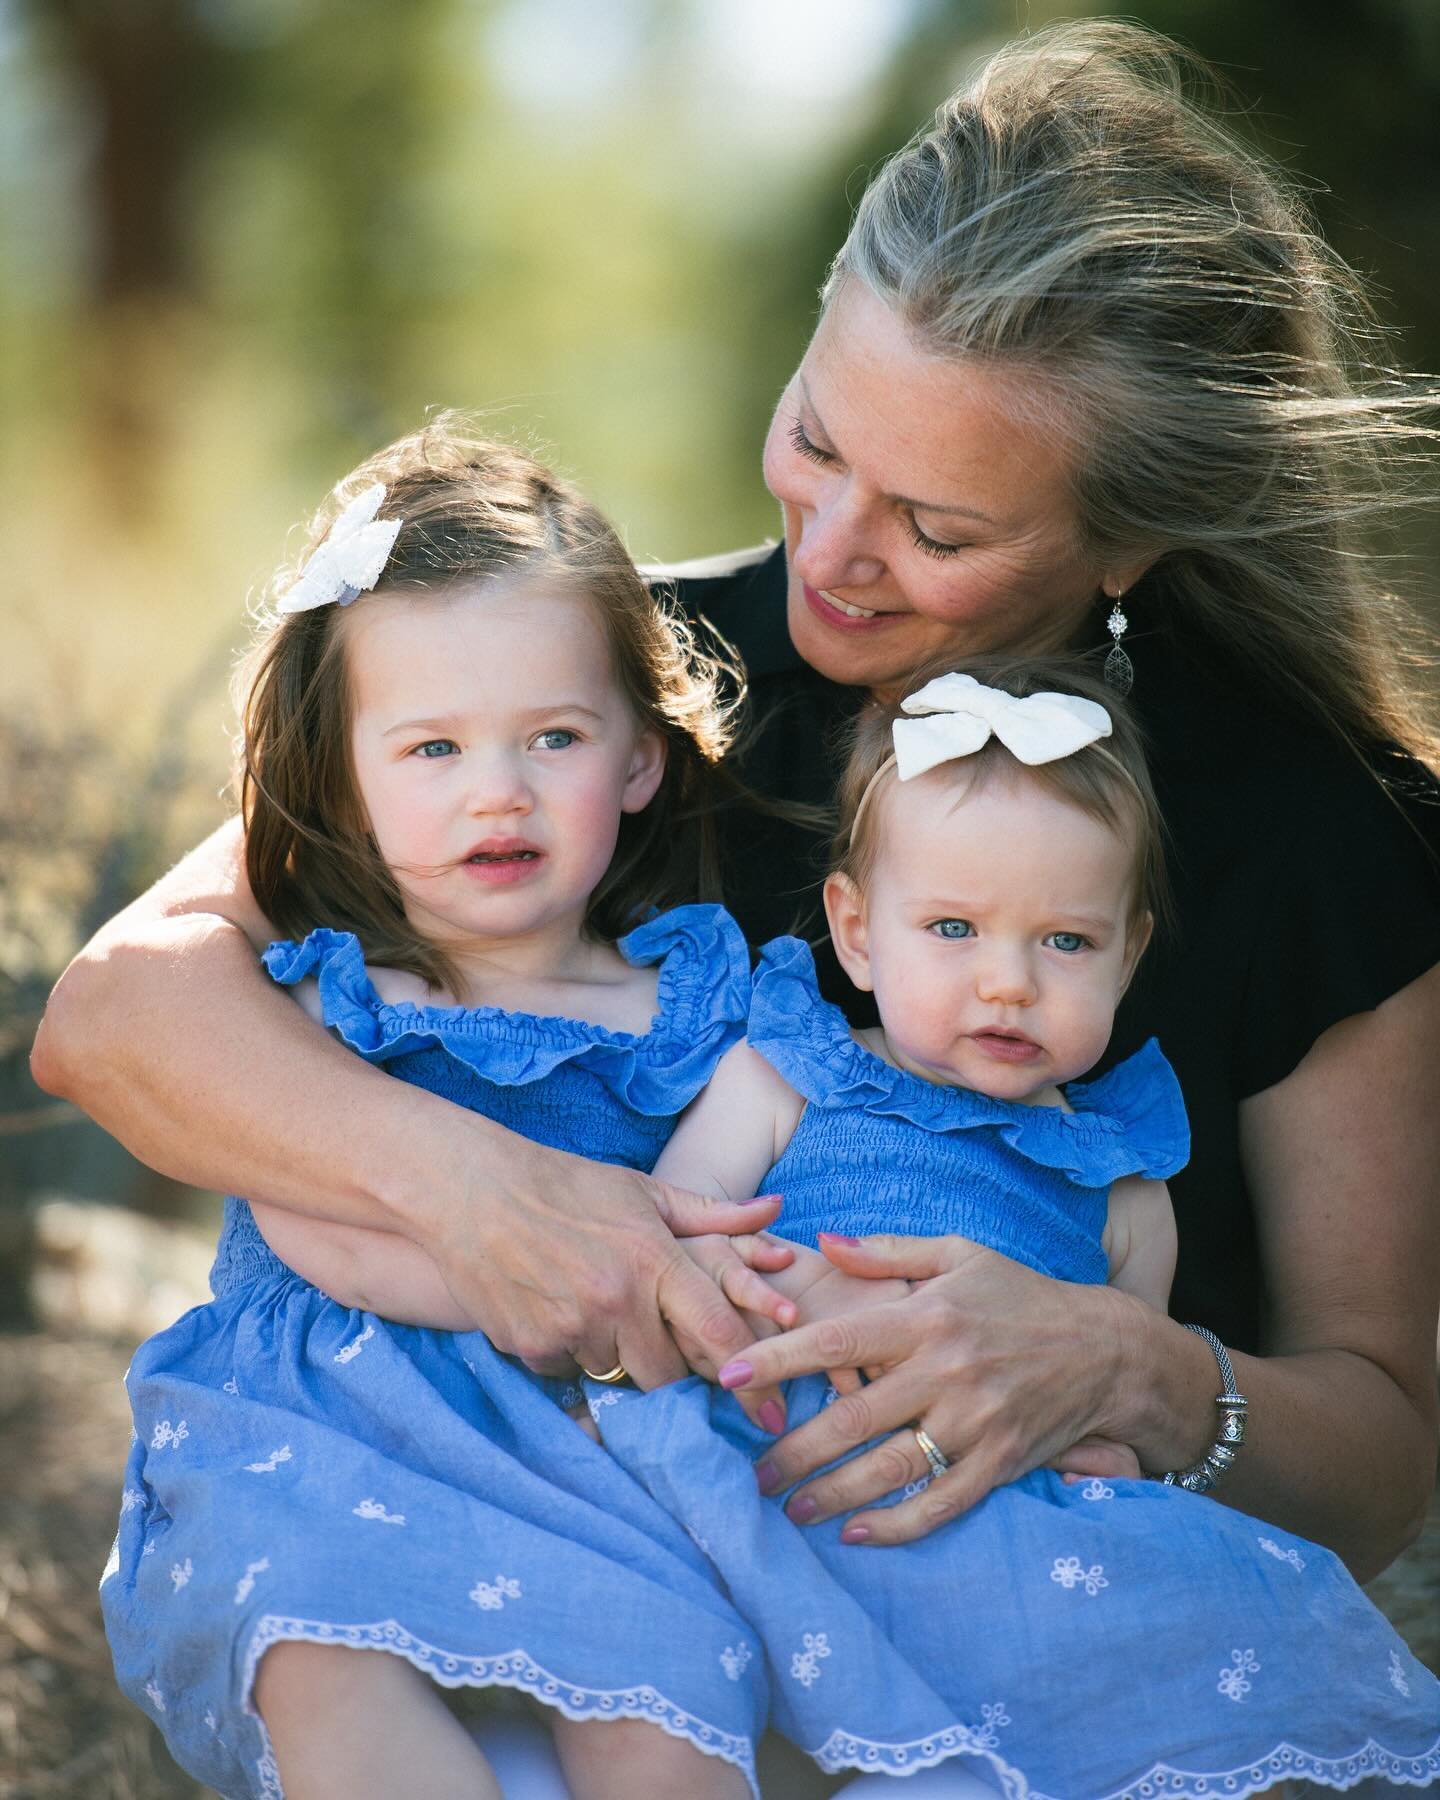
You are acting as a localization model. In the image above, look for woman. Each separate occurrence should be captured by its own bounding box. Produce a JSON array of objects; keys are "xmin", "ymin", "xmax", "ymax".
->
[{"xmin": 34, "ymin": 2, "xmax": 1439, "ymax": 1684}]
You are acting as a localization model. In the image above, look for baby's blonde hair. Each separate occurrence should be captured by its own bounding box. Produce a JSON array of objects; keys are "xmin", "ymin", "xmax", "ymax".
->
[{"xmin": 834, "ymin": 655, "xmax": 1167, "ymax": 935}]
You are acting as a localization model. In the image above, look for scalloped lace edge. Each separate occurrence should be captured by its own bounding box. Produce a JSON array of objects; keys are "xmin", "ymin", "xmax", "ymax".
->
[
  {"xmin": 808, "ymin": 1725, "xmax": 1440, "ymax": 1796},
  {"xmin": 241, "ymin": 1614, "xmax": 759, "ymax": 1799}
]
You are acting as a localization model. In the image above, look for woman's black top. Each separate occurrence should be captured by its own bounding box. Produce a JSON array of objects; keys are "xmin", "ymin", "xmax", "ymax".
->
[{"xmin": 661, "ymin": 542, "xmax": 1440, "ymax": 1353}]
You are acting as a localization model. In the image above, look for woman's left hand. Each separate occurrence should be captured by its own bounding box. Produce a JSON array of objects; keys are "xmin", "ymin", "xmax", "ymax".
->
[{"xmin": 721, "ymin": 1230, "xmax": 1147, "ymax": 1545}]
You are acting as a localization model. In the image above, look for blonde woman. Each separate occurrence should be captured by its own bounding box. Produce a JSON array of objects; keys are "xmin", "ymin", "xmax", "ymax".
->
[{"xmin": 35, "ymin": 24, "xmax": 1439, "ymax": 1794}]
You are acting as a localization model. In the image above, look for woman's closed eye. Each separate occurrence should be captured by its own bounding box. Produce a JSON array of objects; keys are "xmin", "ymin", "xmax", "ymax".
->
[
  {"xmin": 790, "ymin": 417, "xmax": 966, "ymax": 559},
  {"xmin": 787, "ymin": 417, "xmax": 834, "ymax": 467},
  {"xmin": 930, "ymin": 918, "xmax": 975, "ymax": 940}
]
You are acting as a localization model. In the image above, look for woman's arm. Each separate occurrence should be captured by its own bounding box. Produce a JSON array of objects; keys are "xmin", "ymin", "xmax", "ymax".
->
[
  {"xmin": 30, "ymin": 819, "xmax": 784, "ymax": 1387},
  {"xmin": 723, "ymin": 965, "xmax": 1440, "ymax": 1577}
]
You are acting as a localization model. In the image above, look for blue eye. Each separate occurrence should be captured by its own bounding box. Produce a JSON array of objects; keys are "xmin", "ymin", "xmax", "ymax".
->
[
  {"xmin": 536, "ymin": 729, "xmax": 576, "ymax": 751},
  {"xmin": 415, "ymin": 739, "xmax": 457, "ymax": 759},
  {"xmin": 930, "ymin": 919, "xmax": 974, "ymax": 940},
  {"xmin": 1048, "ymin": 931, "xmax": 1089, "ymax": 954}
]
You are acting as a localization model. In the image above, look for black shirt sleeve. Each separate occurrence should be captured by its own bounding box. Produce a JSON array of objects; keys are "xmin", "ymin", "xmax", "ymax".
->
[{"xmin": 1232, "ymin": 755, "xmax": 1440, "ymax": 1098}]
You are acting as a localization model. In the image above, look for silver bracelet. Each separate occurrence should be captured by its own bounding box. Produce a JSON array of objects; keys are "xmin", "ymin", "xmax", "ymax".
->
[{"xmin": 1160, "ymin": 1324, "xmax": 1249, "ymax": 1494}]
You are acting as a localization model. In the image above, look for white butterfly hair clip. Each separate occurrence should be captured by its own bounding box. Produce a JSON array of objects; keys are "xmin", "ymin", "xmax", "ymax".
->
[{"xmin": 276, "ymin": 484, "xmax": 404, "ymax": 615}]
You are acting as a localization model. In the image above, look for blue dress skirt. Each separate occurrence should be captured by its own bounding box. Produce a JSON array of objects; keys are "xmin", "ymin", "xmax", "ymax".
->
[
  {"xmin": 100, "ymin": 906, "xmax": 772, "ymax": 1800},
  {"xmin": 592, "ymin": 939, "xmax": 1440, "ymax": 1797}
]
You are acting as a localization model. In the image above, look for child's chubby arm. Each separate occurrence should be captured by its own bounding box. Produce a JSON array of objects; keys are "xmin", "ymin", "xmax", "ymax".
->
[
  {"xmin": 250, "ymin": 970, "xmax": 478, "ymax": 1330},
  {"xmin": 654, "ymin": 1044, "xmax": 912, "ymax": 1393},
  {"xmin": 1055, "ymin": 1175, "xmax": 1178, "ymax": 1482},
  {"xmin": 651, "ymin": 1040, "xmax": 808, "ymax": 1331}
]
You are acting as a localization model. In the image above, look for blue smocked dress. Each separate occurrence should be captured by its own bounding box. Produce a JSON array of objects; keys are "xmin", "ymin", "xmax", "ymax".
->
[
  {"xmin": 101, "ymin": 906, "xmax": 772, "ymax": 1800},
  {"xmin": 593, "ymin": 938, "xmax": 1440, "ymax": 1798}
]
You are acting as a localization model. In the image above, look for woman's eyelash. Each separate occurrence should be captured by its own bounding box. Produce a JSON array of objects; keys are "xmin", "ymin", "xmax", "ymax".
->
[
  {"xmin": 787, "ymin": 419, "xmax": 833, "ymax": 466},
  {"xmin": 907, "ymin": 522, "xmax": 965, "ymax": 560}
]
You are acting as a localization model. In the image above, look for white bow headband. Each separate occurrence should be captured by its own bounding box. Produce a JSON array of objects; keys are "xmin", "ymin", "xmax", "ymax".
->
[
  {"xmin": 849, "ymin": 672, "xmax": 1114, "ymax": 843},
  {"xmin": 276, "ymin": 484, "xmax": 404, "ymax": 615}
]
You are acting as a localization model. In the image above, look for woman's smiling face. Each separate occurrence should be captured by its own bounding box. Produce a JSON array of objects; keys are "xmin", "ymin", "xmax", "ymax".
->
[{"xmin": 763, "ymin": 280, "xmax": 1112, "ymax": 696}]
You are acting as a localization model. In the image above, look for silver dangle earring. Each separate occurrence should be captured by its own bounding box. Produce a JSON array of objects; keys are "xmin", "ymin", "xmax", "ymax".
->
[{"xmin": 1104, "ymin": 589, "xmax": 1133, "ymax": 696}]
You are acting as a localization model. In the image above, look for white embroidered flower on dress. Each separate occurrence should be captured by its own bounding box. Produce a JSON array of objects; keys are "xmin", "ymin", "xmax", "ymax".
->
[
  {"xmin": 222, "ymin": 1378, "xmax": 239, "ymax": 1395},
  {"xmin": 470, "ymin": 1574, "xmax": 522, "ymax": 1611},
  {"xmin": 352, "ymin": 1498, "xmax": 405, "ymax": 1525},
  {"xmin": 587, "ymin": 1390, "xmax": 621, "ymax": 1420},
  {"xmin": 204, "ymin": 1707, "xmax": 218, "ymax": 1732},
  {"xmin": 968, "ymin": 1701, "xmax": 1012, "ymax": 1750},
  {"xmin": 1389, "ymin": 1650, "xmax": 1412, "ymax": 1698},
  {"xmin": 150, "ymin": 1419, "xmax": 189, "ymax": 1451},
  {"xmin": 142, "ymin": 1540, "xmax": 157, "ymax": 1556},
  {"xmin": 234, "ymin": 1557, "xmax": 270, "ymax": 1605},
  {"xmin": 334, "ymin": 1324, "xmax": 375, "ymax": 1365},
  {"xmin": 1256, "ymin": 1535, "xmax": 1305, "ymax": 1571},
  {"xmin": 1080, "ymin": 1479, "xmax": 1114, "ymax": 1501},
  {"xmin": 120, "ymin": 1487, "xmax": 145, "ymax": 1514},
  {"xmin": 144, "ymin": 1680, "xmax": 166, "ymax": 1713},
  {"xmin": 1218, "ymin": 1647, "xmax": 1260, "ymax": 1701},
  {"xmin": 169, "ymin": 1557, "xmax": 193, "ymax": 1592},
  {"xmin": 903, "ymin": 1477, "xmax": 931, "ymax": 1499},
  {"xmin": 790, "ymin": 1631, "xmax": 832, "ymax": 1688},
  {"xmin": 244, "ymin": 1446, "xmax": 292, "ymax": 1474},
  {"xmin": 720, "ymin": 1642, "xmax": 752, "ymax": 1682},
  {"xmin": 1050, "ymin": 1555, "xmax": 1108, "ymax": 1595}
]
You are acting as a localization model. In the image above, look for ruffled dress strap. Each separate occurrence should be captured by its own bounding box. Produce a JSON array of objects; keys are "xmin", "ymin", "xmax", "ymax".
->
[
  {"xmin": 262, "ymin": 903, "xmax": 751, "ymax": 1116},
  {"xmin": 749, "ymin": 936, "xmax": 1189, "ymax": 1186}
]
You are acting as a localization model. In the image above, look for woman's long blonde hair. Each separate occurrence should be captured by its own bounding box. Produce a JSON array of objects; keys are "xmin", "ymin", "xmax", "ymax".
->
[{"xmin": 830, "ymin": 20, "xmax": 1438, "ymax": 768}]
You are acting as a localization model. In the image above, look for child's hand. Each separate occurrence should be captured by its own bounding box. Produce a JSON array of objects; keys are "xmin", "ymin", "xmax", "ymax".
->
[
  {"xmin": 677, "ymin": 1233, "xmax": 798, "ymax": 1435},
  {"xmin": 789, "ymin": 1240, "xmax": 914, "ymax": 1398},
  {"xmin": 1051, "ymin": 1434, "xmax": 1144, "ymax": 1482},
  {"xmin": 678, "ymin": 1232, "xmax": 799, "ymax": 1332}
]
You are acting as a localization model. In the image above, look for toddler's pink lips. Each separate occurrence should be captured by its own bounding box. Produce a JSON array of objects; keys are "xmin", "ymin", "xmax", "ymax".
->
[
  {"xmin": 459, "ymin": 839, "xmax": 545, "ymax": 886},
  {"xmin": 801, "ymin": 581, "xmax": 903, "ymax": 635},
  {"xmin": 970, "ymin": 1029, "xmax": 1043, "ymax": 1064}
]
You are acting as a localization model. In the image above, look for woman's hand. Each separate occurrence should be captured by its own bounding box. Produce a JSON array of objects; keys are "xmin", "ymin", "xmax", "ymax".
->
[{"xmin": 720, "ymin": 1231, "xmax": 1142, "ymax": 1545}]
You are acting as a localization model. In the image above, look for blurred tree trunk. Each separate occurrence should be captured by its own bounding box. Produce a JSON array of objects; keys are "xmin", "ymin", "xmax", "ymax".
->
[{"xmin": 34, "ymin": 0, "xmax": 221, "ymax": 510}]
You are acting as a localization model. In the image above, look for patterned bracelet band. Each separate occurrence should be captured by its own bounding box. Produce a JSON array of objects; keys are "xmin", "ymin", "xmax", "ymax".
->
[{"xmin": 1160, "ymin": 1324, "xmax": 1249, "ymax": 1494}]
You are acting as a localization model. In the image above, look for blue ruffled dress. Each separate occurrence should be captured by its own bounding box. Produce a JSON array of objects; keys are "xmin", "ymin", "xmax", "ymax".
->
[
  {"xmin": 593, "ymin": 938, "xmax": 1440, "ymax": 1797},
  {"xmin": 100, "ymin": 905, "xmax": 771, "ymax": 1800}
]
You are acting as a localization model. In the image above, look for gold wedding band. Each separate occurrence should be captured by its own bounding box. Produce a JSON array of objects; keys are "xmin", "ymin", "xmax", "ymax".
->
[
  {"xmin": 913, "ymin": 1425, "xmax": 951, "ymax": 1480},
  {"xmin": 581, "ymin": 1363, "xmax": 629, "ymax": 1385}
]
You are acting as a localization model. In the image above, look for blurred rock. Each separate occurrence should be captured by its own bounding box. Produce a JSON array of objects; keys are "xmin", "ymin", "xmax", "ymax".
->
[{"xmin": 27, "ymin": 1197, "xmax": 213, "ymax": 1340}]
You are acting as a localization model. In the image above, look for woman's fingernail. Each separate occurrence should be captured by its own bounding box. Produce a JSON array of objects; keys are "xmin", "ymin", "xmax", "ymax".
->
[
  {"xmin": 718, "ymin": 1360, "xmax": 754, "ymax": 1390},
  {"xmin": 755, "ymin": 1458, "xmax": 781, "ymax": 1493},
  {"xmin": 759, "ymin": 1399, "xmax": 785, "ymax": 1434},
  {"xmin": 744, "ymin": 1192, "xmax": 783, "ymax": 1205},
  {"xmin": 787, "ymin": 1494, "xmax": 818, "ymax": 1523},
  {"xmin": 840, "ymin": 1523, "xmax": 871, "ymax": 1544},
  {"xmin": 819, "ymin": 1232, "xmax": 860, "ymax": 1245}
]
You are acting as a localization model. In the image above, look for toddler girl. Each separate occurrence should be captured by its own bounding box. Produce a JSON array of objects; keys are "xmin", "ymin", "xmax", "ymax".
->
[
  {"xmin": 587, "ymin": 662, "xmax": 1440, "ymax": 1797},
  {"xmin": 101, "ymin": 419, "xmax": 790, "ymax": 1800}
]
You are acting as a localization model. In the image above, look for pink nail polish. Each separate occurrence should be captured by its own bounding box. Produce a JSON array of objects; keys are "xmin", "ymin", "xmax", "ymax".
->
[
  {"xmin": 759, "ymin": 1399, "xmax": 785, "ymax": 1434},
  {"xmin": 840, "ymin": 1523, "xmax": 871, "ymax": 1544},
  {"xmin": 718, "ymin": 1360, "xmax": 754, "ymax": 1390},
  {"xmin": 787, "ymin": 1494, "xmax": 818, "ymax": 1523},
  {"xmin": 743, "ymin": 1192, "xmax": 783, "ymax": 1204},
  {"xmin": 755, "ymin": 1458, "xmax": 780, "ymax": 1493},
  {"xmin": 819, "ymin": 1231, "xmax": 860, "ymax": 1245}
]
